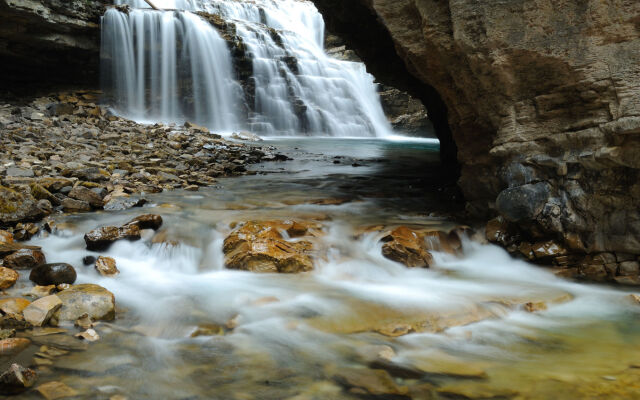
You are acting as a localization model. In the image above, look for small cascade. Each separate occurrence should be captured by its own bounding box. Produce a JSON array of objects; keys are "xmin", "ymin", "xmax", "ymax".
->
[{"xmin": 103, "ymin": 0, "xmax": 392, "ymax": 137}]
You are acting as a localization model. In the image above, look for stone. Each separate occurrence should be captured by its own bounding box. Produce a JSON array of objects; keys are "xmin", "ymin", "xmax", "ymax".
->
[
  {"xmin": 84, "ymin": 225, "xmax": 141, "ymax": 251},
  {"xmin": 22, "ymin": 295, "xmax": 62, "ymax": 327},
  {"xmin": 380, "ymin": 226, "xmax": 434, "ymax": 268},
  {"xmin": 331, "ymin": 367, "xmax": 409, "ymax": 397},
  {"xmin": 0, "ymin": 298, "xmax": 31, "ymax": 314},
  {"xmin": 55, "ymin": 284, "xmax": 116, "ymax": 322},
  {"xmin": 629, "ymin": 294, "xmax": 640, "ymax": 304},
  {"xmin": 184, "ymin": 185, "xmax": 199, "ymax": 191},
  {"xmin": 3, "ymin": 248, "xmax": 46, "ymax": 269},
  {"xmin": 125, "ymin": 214, "xmax": 163, "ymax": 230},
  {"xmin": 29, "ymin": 183, "xmax": 57, "ymax": 204},
  {"xmin": 68, "ymin": 186, "xmax": 104, "ymax": 208},
  {"xmin": 619, "ymin": 261, "xmax": 640, "ymax": 276},
  {"xmin": 74, "ymin": 328, "xmax": 99, "ymax": 342},
  {"xmin": 224, "ymin": 221, "xmax": 315, "ymax": 273},
  {"xmin": 0, "ymin": 185, "xmax": 45, "ymax": 225},
  {"xmin": 0, "ymin": 314, "xmax": 31, "ymax": 330},
  {"xmin": 38, "ymin": 178, "xmax": 74, "ymax": 193},
  {"xmin": 82, "ymin": 256, "xmax": 96, "ymax": 266},
  {"xmin": 0, "ymin": 242, "xmax": 42, "ymax": 258},
  {"xmin": 0, "ymin": 364, "xmax": 37, "ymax": 395},
  {"xmin": 6, "ymin": 167, "xmax": 34, "ymax": 178},
  {"xmin": 31, "ymin": 285, "xmax": 57, "ymax": 298},
  {"xmin": 0, "ymin": 230, "xmax": 13, "ymax": 244},
  {"xmin": 0, "ymin": 338, "xmax": 30, "ymax": 355},
  {"xmin": 0, "ymin": 329, "xmax": 15, "ymax": 340},
  {"xmin": 61, "ymin": 197, "xmax": 91, "ymax": 212},
  {"xmin": 95, "ymin": 256, "xmax": 119, "ymax": 277},
  {"xmin": 524, "ymin": 301, "xmax": 548, "ymax": 313},
  {"xmin": 74, "ymin": 314, "xmax": 94, "ymax": 330},
  {"xmin": 63, "ymin": 167, "xmax": 110, "ymax": 182},
  {"xmin": 103, "ymin": 197, "xmax": 147, "ymax": 211},
  {"xmin": 36, "ymin": 381, "xmax": 79, "ymax": 400},
  {"xmin": 531, "ymin": 241, "xmax": 567, "ymax": 259},
  {"xmin": 0, "ymin": 267, "xmax": 18, "ymax": 289},
  {"xmin": 29, "ymin": 263, "xmax": 77, "ymax": 286},
  {"xmin": 13, "ymin": 222, "xmax": 40, "ymax": 241}
]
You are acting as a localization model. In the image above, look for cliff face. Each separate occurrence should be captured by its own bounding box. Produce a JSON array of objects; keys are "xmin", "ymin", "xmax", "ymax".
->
[
  {"xmin": 313, "ymin": 0, "xmax": 640, "ymax": 269},
  {"xmin": 0, "ymin": 0, "xmax": 106, "ymax": 88}
]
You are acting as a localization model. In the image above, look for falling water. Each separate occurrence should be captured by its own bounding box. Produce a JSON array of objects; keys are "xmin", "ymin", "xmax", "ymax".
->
[{"xmin": 103, "ymin": 0, "xmax": 392, "ymax": 137}]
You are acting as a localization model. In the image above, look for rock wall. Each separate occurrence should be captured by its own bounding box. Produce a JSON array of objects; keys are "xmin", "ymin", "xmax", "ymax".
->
[
  {"xmin": 0, "ymin": 0, "xmax": 106, "ymax": 89},
  {"xmin": 312, "ymin": 0, "xmax": 640, "ymax": 275}
]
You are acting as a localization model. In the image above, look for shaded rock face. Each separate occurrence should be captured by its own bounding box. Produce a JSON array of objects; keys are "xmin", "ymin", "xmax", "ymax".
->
[
  {"xmin": 0, "ymin": 0, "xmax": 106, "ymax": 88},
  {"xmin": 312, "ymin": 0, "xmax": 640, "ymax": 258}
]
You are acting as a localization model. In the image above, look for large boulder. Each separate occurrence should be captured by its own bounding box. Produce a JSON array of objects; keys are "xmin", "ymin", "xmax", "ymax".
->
[
  {"xmin": 54, "ymin": 284, "xmax": 116, "ymax": 322},
  {"xmin": 223, "ymin": 220, "xmax": 318, "ymax": 273}
]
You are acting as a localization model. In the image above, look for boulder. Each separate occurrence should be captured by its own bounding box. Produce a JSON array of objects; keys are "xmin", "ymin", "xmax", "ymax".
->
[
  {"xmin": 55, "ymin": 284, "xmax": 116, "ymax": 322},
  {"xmin": 0, "ymin": 185, "xmax": 45, "ymax": 225},
  {"xmin": 95, "ymin": 256, "xmax": 119, "ymax": 277},
  {"xmin": 223, "ymin": 221, "xmax": 316, "ymax": 273},
  {"xmin": 29, "ymin": 263, "xmax": 77, "ymax": 286},
  {"xmin": 0, "ymin": 267, "xmax": 18, "ymax": 289},
  {"xmin": 380, "ymin": 226, "xmax": 434, "ymax": 268},
  {"xmin": 22, "ymin": 295, "xmax": 62, "ymax": 327},
  {"xmin": 0, "ymin": 364, "xmax": 37, "ymax": 395},
  {"xmin": 125, "ymin": 214, "xmax": 163, "ymax": 230},
  {"xmin": 84, "ymin": 225, "xmax": 141, "ymax": 251},
  {"xmin": 3, "ymin": 248, "xmax": 46, "ymax": 269},
  {"xmin": 68, "ymin": 186, "xmax": 104, "ymax": 208}
]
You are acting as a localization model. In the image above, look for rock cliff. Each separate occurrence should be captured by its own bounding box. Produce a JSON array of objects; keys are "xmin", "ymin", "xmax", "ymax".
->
[
  {"xmin": 313, "ymin": 0, "xmax": 640, "ymax": 275},
  {"xmin": 0, "ymin": 0, "xmax": 106, "ymax": 88}
]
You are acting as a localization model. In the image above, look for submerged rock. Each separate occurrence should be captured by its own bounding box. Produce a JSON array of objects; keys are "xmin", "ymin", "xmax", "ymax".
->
[
  {"xmin": 55, "ymin": 284, "xmax": 116, "ymax": 322},
  {"xmin": 0, "ymin": 338, "xmax": 30, "ymax": 356},
  {"xmin": 223, "ymin": 220, "xmax": 318, "ymax": 273},
  {"xmin": 36, "ymin": 381, "xmax": 79, "ymax": 400},
  {"xmin": 84, "ymin": 225, "xmax": 141, "ymax": 251},
  {"xmin": 0, "ymin": 364, "xmax": 37, "ymax": 395},
  {"xmin": 331, "ymin": 367, "xmax": 409, "ymax": 398},
  {"xmin": 30, "ymin": 263, "xmax": 77, "ymax": 286}
]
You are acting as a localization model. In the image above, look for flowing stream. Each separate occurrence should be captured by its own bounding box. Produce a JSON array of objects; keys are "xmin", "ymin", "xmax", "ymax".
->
[{"xmin": 10, "ymin": 138, "xmax": 640, "ymax": 399}]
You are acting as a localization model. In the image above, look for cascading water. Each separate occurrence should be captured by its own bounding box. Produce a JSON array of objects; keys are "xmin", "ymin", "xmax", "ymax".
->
[{"xmin": 103, "ymin": 0, "xmax": 392, "ymax": 137}]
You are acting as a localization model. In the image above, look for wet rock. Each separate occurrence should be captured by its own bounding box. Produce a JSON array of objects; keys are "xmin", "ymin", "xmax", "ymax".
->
[
  {"xmin": 436, "ymin": 383, "xmax": 518, "ymax": 399},
  {"xmin": 331, "ymin": 367, "xmax": 409, "ymax": 398},
  {"xmin": 224, "ymin": 221, "xmax": 316, "ymax": 273},
  {"xmin": 0, "ymin": 338, "xmax": 30, "ymax": 355},
  {"xmin": 125, "ymin": 214, "xmax": 163, "ymax": 230},
  {"xmin": 0, "ymin": 298, "xmax": 31, "ymax": 314},
  {"xmin": 62, "ymin": 167, "xmax": 110, "ymax": 182},
  {"xmin": 619, "ymin": 261, "xmax": 640, "ymax": 276},
  {"xmin": 485, "ymin": 216, "xmax": 510, "ymax": 244},
  {"xmin": 61, "ymin": 197, "xmax": 91, "ymax": 212},
  {"xmin": 84, "ymin": 225, "xmax": 141, "ymax": 251},
  {"xmin": 0, "ymin": 185, "xmax": 45, "ymax": 225},
  {"xmin": 0, "ymin": 314, "xmax": 31, "ymax": 330},
  {"xmin": 36, "ymin": 381, "xmax": 79, "ymax": 400},
  {"xmin": 0, "ymin": 329, "xmax": 15, "ymax": 340},
  {"xmin": 380, "ymin": 226, "xmax": 434, "ymax": 268},
  {"xmin": 12, "ymin": 222, "xmax": 40, "ymax": 241},
  {"xmin": 0, "ymin": 230, "xmax": 13, "ymax": 244},
  {"xmin": 0, "ymin": 364, "xmax": 37, "ymax": 395},
  {"xmin": 496, "ymin": 183, "xmax": 551, "ymax": 223},
  {"xmin": 74, "ymin": 328, "xmax": 99, "ymax": 342},
  {"xmin": 30, "ymin": 285, "xmax": 57, "ymax": 298},
  {"xmin": 22, "ymin": 295, "xmax": 62, "ymax": 327},
  {"xmin": 29, "ymin": 263, "xmax": 77, "ymax": 286},
  {"xmin": 103, "ymin": 197, "xmax": 147, "ymax": 211},
  {"xmin": 68, "ymin": 186, "xmax": 104, "ymax": 208},
  {"xmin": 629, "ymin": 294, "xmax": 640, "ymax": 304},
  {"xmin": 524, "ymin": 301, "xmax": 548, "ymax": 312},
  {"xmin": 0, "ymin": 267, "xmax": 18, "ymax": 289},
  {"xmin": 74, "ymin": 314, "xmax": 94, "ymax": 330},
  {"xmin": 55, "ymin": 284, "xmax": 116, "ymax": 322},
  {"xmin": 38, "ymin": 178, "xmax": 75, "ymax": 193},
  {"xmin": 531, "ymin": 241, "xmax": 567, "ymax": 259},
  {"xmin": 0, "ymin": 242, "xmax": 42, "ymax": 258},
  {"xmin": 82, "ymin": 256, "xmax": 96, "ymax": 266},
  {"xmin": 95, "ymin": 256, "xmax": 119, "ymax": 277},
  {"xmin": 3, "ymin": 248, "xmax": 46, "ymax": 269}
]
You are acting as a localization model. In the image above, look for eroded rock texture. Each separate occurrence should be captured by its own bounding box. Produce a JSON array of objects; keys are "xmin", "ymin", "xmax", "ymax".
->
[
  {"xmin": 313, "ymin": 0, "xmax": 640, "ymax": 258},
  {"xmin": 0, "ymin": 0, "xmax": 106, "ymax": 87}
]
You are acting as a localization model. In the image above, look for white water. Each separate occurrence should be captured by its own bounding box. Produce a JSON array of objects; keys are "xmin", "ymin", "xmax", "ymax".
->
[{"xmin": 104, "ymin": 0, "xmax": 392, "ymax": 137}]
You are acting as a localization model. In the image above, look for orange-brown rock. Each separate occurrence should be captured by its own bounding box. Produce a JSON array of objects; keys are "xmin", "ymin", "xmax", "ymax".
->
[
  {"xmin": 223, "ymin": 221, "xmax": 318, "ymax": 273},
  {"xmin": 0, "ymin": 230, "xmax": 13, "ymax": 244},
  {"xmin": 0, "ymin": 298, "xmax": 31, "ymax": 314},
  {"xmin": 0, "ymin": 267, "xmax": 19, "ymax": 289},
  {"xmin": 0, "ymin": 338, "xmax": 30, "ymax": 356},
  {"xmin": 381, "ymin": 227, "xmax": 434, "ymax": 268}
]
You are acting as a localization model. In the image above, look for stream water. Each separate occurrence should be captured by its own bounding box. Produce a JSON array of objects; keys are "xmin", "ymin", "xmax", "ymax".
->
[{"xmin": 7, "ymin": 138, "xmax": 640, "ymax": 399}]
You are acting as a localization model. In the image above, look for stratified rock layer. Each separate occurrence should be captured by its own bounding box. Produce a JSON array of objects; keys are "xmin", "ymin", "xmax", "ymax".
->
[{"xmin": 312, "ymin": 0, "xmax": 640, "ymax": 262}]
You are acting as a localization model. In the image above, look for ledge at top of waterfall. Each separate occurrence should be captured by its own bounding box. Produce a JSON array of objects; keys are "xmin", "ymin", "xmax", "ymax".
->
[{"xmin": 102, "ymin": 0, "xmax": 392, "ymax": 138}]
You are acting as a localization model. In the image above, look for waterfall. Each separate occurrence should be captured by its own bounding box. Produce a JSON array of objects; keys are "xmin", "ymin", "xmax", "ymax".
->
[{"xmin": 104, "ymin": 0, "xmax": 391, "ymax": 137}]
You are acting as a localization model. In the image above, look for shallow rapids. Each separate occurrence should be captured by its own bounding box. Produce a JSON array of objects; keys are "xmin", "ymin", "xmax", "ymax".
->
[{"xmin": 16, "ymin": 138, "xmax": 640, "ymax": 399}]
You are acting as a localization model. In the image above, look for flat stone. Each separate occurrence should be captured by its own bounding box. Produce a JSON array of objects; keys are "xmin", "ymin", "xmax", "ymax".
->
[
  {"xmin": 103, "ymin": 197, "xmax": 146, "ymax": 211},
  {"xmin": 0, "ymin": 298, "xmax": 31, "ymax": 314},
  {"xmin": 3, "ymin": 248, "xmax": 46, "ymax": 269},
  {"xmin": 68, "ymin": 186, "xmax": 103, "ymax": 208},
  {"xmin": 36, "ymin": 381, "xmax": 79, "ymax": 400},
  {"xmin": 0, "ymin": 266, "xmax": 19, "ymax": 289},
  {"xmin": 0, "ymin": 337, "xmax": 31, "ymax": 355},
  {"xmin": 22, "ymin": 295, "xmax": 62, "ymax": 327},
  {"xmin": 61, "ymin": 197, "xmax": 91, "ymax": 212},
  {"xmin": 6, "ymin": 167, "xmax": 34, "ymax": 178}
]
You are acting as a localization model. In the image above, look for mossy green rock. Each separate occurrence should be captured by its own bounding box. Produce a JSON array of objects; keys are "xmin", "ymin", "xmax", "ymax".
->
[
  {"xmin": 54, "ymin": 284, "xmax": 116, "ymax": 322},
  {"xmin": 0, "ymin": 186, "xmax": 45, "ymax": 226}
]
